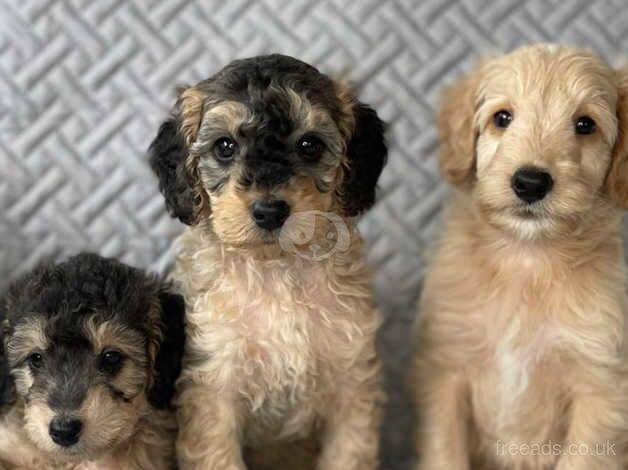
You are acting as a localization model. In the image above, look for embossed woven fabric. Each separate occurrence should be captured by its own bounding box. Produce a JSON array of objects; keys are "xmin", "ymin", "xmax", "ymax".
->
[{"xmin": 2, "ymin": 1, "xmax": 627, "ymax": 467}]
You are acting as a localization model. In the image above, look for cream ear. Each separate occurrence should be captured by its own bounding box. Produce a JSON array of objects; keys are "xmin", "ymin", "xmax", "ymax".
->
[
  {"xmin": 606, "ymin": 69, "xmax": 628, "ymax": 209},
  {"xmin": 436, "ymin": 68, "xmax": 481, "ymax": 186}
]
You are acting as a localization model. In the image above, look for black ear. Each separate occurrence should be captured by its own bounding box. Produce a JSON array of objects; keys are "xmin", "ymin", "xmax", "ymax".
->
[
  {"xmin": 148, "ymin": 86, "xmax": 207, "ymax": 225},
  {"xmin": 340, "ymin": 103, "xmax": 388, "ymax": 216},
  {"xmin": 0, "ymin": 298, "xmax": 15, "ymax": 412},
  {"xmin": 147, "ymin": 291, "xmax": 186, "ymax": 410},
  {"xmin": 0, "ymin": 340, "xmax": 15, "ymax": 413},
  {"xmin": 148, "ymin": 118, "xmax": 198, "ymax": 225}
]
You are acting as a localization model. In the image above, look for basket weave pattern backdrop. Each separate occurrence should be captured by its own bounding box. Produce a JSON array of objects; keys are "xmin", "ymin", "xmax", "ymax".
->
[{"xmin": 2, "ymin": 1, "xmax": 628, "ymax": 467}]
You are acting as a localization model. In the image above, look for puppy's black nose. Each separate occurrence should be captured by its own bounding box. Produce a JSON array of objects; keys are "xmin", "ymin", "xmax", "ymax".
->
[
  {"xmin": 251, "ymin": 200, "xmax": 290, "ymax": 230},
  {"xmin": 49, "ymin": 417, "xmax": 82, "ymax": 447},
  {"xmin": 511, "ymin": 167, "xmax": 553, "ymax": 203}
]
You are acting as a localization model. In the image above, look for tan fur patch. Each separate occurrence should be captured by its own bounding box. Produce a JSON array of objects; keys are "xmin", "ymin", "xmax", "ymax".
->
[
  {"xmin": 331, "ymin": 78, "xmax": 358, "ymax": 142},
  {"xmin": 177, "ymin": 86, "xmax": 206, "ymax": 145},
  {"xmin": 84, "ymin": 318, "xmax": 145, "ymax": 358},
  {"xmin": 6, "ymin": 317, "xmax": 48, "ymax": 362},
  {"xmin": 201, "ymin": 100, "xmax": 251, "ymax": 133},
  {"xmin": 144, "ymin": 300, "xmax": 163, "ymax": 387},
  {"xmin": 84, "ymin": 318, "xmax": 149, "ymax": 401}
]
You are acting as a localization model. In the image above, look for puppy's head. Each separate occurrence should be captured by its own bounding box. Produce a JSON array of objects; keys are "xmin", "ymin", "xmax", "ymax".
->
[
  {"xmin": 149, "ymin": 54, "xmax": 387, "ymax": 247},
  {"xmin": 437, "ymin": 44, "xmax": 628, "ymax": 239},
  {"xmin": 1, "ymin": 253, "xmax": 185, "ymax": 460}
]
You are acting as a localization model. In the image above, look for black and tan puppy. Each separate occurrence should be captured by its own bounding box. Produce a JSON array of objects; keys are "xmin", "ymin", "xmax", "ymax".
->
[
  {"xmin": 0, "ymin": 253, "xmax": 185, "ymax": 469},
  {"xmin": 149, "ymin": 54, "xmax": 387, "ymax": 469}
]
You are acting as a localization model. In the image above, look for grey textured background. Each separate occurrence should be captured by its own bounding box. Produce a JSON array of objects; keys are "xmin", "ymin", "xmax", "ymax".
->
[{"xmin": 2, "ymin": 1, "xmax": 628, "ymax": 468}]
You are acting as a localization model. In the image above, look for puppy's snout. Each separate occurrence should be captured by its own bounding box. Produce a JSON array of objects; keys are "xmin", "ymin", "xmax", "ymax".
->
[
  {"xmin": 49, "ymin": 417, "xmax": 83, "ymax": 447},
  {"xmin": 251, "ymin": 200, "xmax": 290, "ymax": 230},
  {"xmin": 511, "ymin": 167, "xmax": 553, "ymax": 204}
]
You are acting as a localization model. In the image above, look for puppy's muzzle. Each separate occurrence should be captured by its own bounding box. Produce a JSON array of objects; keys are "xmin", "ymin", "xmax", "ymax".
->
[
  {"xmin": 511, "ymin": 166, "xmax": 553, "ymax": 204},
  {"xmin": 251, "ymin": 200, "xmax": 290, "ymax": 230},
  {"xmin": 49, "ymin": 416, "xmax": 83, "ymax": 447}
]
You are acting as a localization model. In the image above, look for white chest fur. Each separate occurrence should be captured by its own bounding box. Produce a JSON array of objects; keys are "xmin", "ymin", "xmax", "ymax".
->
[{"xmin": 175, "ymin": 230, "xmax": 378, "ymax": 444}]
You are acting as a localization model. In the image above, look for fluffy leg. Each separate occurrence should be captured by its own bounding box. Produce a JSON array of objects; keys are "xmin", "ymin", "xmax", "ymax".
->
[
  {"xmin": 317, "ymin": 362, "xmax": 382, "ymax": 470},
  {"xmin": 415, "ymin": 372, "xmax": 470, "ymax": 470},
  {"xmin": 177, "ymin": 383, "xmax": 245, "ymax": 470}
]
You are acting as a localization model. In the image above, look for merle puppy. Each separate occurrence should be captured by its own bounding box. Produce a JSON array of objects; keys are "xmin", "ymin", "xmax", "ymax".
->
[{"xmin": 149, "ymin": 54, "xmax": 387, "ymax": 469}]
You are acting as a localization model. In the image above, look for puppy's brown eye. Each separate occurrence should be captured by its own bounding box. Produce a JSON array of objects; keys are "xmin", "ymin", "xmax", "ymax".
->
[
  {"xmin": 493, "ymin": 110, "xmax": 513, "ymax": 128},
  {"xmin": 27, "ymin": 353, "xmax": 43, "ymax": 370},
  {"xmin": 575, "ymin": 116, "xmax": 596, "ymax": 135},
  {"xmin": 213, "ymin": 137, "xmax": 237, "ymax": 163},
  {"xmin": 297, "ymin": 135, "xmax": 325, "ymax": 160},
  {"xmin": 99, "ymin": 350, "xmax": 124, "ymax": 374}
]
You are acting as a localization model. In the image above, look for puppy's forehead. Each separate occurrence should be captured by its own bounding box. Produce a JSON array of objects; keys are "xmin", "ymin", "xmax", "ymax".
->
[
  {"xmin": 198, "ymin": 55, "xmax": 346, "ymax": 127},
  {"xmin": 9, "ymin": 312, "xmax": 143, "ymax": 351},
  {"xmin": 482, "ymin": 45, "xmax": 616, "ymax": 104},
  {"xmin": 210, "ymin": 55, "xmax": 338, "ymax": 105},
  {"xmin": 485, "ymin": 44, "xmax": 616, "ymax": 101},
  {"xmin": 201, "ymin": 91, "xmax": 331, "ymax": 134}
]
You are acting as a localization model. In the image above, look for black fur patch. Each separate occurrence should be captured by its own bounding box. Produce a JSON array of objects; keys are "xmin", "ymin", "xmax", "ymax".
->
[
  {"xmin": 341, "ymin": 103, "xmax": 388, "ymax": 216},
  {"xmin": 148, "ymin": 119, "xmax": 198, "ymax": 224},
  {"xmin": 147, "ymin": 291, "xmax": 185, "ymax": 410},
  {"xmin": 240, "ymin": 89, "xmax": 296, "ymax": 188},
  {"xmin": 0, "ymin": 300, "xmax": 15, "ymax": 413}
]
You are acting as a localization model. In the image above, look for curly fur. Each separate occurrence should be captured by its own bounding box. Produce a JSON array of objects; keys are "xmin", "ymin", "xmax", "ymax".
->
[
  {"xmin": 173, "ymin": 229, "xmax": 383, "ymax": 470},
  {"xmin": 148, "ymin": 54, "xmax": 387, "ymax": 469},
  {"xmin": 0, "ymin": 253, "xmax": 185, "ymax": 470},
  {"xmin": 412, "ymin": 44, "xmax": 628, "ymax": 470},
  {"xmin": 148, "ymin": 54, "xmax": 387, "ymax": 226}
]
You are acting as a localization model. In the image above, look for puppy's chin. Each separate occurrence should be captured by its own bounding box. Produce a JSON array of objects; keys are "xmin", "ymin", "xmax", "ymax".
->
[
  {"xmin": 210, "ymin": 222, "xmax": 281, "ymax": 247},
  {"xmin": 211, "ymin": 211, "xmax": 346, "ymax": 262},
  {"xmin": 500, "ymin": 211, "xmax": 554, "ymax": 241},
  {"xmin": 479, "ymin": 202, "xmax": 587, "ymax": 242}
]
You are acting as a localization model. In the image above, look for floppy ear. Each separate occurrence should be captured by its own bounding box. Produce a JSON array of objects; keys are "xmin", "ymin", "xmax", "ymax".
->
[
  {"xmin": 148, "ymin": 87, "xmax": 208, "ymax": 225},
  {"xmin": 606, "ymin": 70, "xmax": 628, "ymax": 209},
  {"xmin": 0, "ymin": 299, "xmax": 15, "ymax": 412},
  {"xmin": 437, "ymin": 68, "xmax": 481, "ymax": 185},
  {"xmin": 146, "ymin": 290, "xmax": 186, "ymax": 410},
  {"xmin": 339, "ymin": 102, "xmax": 388, "ymax": 217}
]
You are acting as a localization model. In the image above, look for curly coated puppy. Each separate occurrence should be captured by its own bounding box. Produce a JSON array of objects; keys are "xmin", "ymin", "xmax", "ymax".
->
[
  {"xmin": 149, "ymin": 54, "xmax": 387, "ymax": 470},
  {"xmin": 0, "ymin": 253, "xmax": 185, "ymax": 470},
  {"xmin": 412, "ymin": 43, "xmax": 628, "ymax": 470}
]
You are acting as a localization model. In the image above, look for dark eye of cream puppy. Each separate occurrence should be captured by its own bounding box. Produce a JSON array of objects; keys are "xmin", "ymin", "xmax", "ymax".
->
[
  {"xmin": 99, "ymin": 350, "xmax": 124, "ymax": 374},
  {"xmin": 297, "ymin": 135, "xmax": 325, "ymax": 160},
  {"xmin": 27, "ymin": 352, "xmax": 43, "ymax": 370},
  {"xmin": 493, "ymin": 110, "xmax": 513, "ymax": 128},
  {"xmin": 575, "ymin": 116, "xmax": 596, "ymax": 135},
  {"xmin": 213, "ymin": 137, "xmax": 237, "ymax": 163}
]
